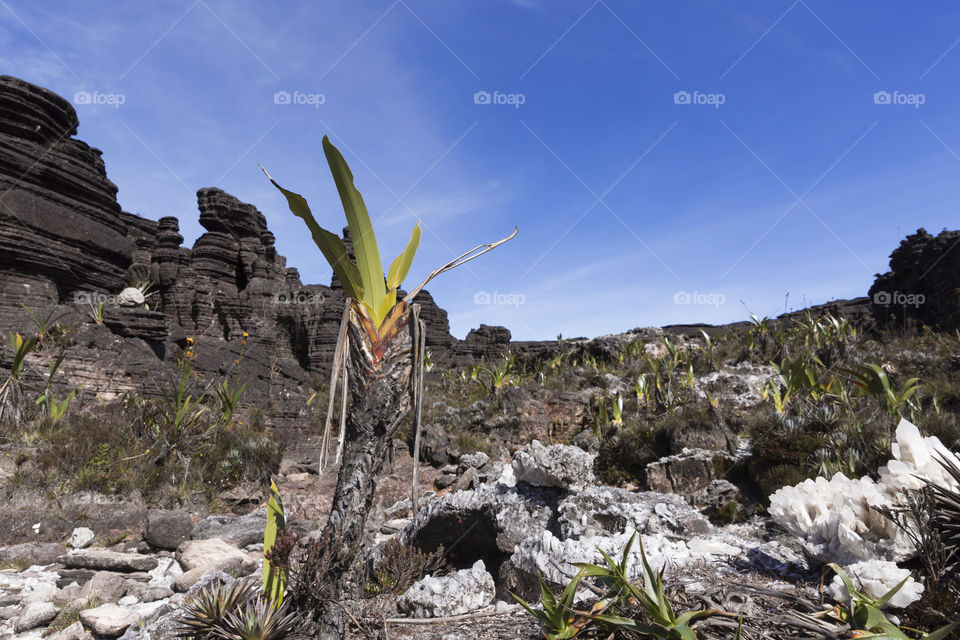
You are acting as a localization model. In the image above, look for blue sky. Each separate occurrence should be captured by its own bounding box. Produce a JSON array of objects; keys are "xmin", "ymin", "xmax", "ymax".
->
[{"xmin": 3, "ymin": 1, "xmax": 959, "ymax": 340}]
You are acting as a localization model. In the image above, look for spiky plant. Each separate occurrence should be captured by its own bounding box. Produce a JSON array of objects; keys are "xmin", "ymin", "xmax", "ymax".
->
[
  {"xmin": 216, "ymin": 597, "xmax": 298, "ymax": 640},
  {"xmin": 929, "ymin": 452, "xmax": 960, "ymax": 586},
  {"xmin": 176, "ymin": 578, "xmax": 259, "ymax": 639}
]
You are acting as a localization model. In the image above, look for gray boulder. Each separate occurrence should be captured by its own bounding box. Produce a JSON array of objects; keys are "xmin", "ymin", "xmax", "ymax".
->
[
  {"xmin": 15, "ymin": 601, "xmax": 58, "ymax": 632},
  {"xmin": 0, "ymin": 542, "xmax": 65, "ymax": 566},
  {"xmin": 397, "ymin": 560, "xmax": 494, "ymax": 618},
  {"xmin": 400, "ymin": 481, "xmax": 556, "ymax": 562},
  {"xmin": 190, "ymin": 509, "xmax": 266, "ymax": 547},
  {"xmin": 558, "ymin": 486, "xmax": 710, "ymax": 540},
  {"xmin": 512, "ymin": 440, "xmax": 596, "ymax": 491},
  {"xmin": 145, "ymin": 510, "xmax": 193, "ymax": 550},
  {"xmin": 60, "ymin": 550, "xmax": 157, "ymax": 573},
  {"xmin": 80, "ymin": 603, "xmax": 140, "ymax": 637}
]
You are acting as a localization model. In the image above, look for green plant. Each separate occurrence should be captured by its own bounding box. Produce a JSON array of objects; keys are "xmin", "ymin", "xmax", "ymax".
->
[
  {"xmin": 927, "ymin": 452, "xmax": 960, "ymax": 583},
  {"xmin": 4, "ymin": 332, "xmax": 38, "ymax": 381},
  {"xmin": 175, "ymin": 578, "xmax": 259, "ymax": 639},
  {"xmin": 512, "ymin": 572, "xmax": 584, "ymax": 640},
  {"xmin": 151, "ymin": 358, "xmax": 210, "ymax": 459},
  {"xmin": 88, "ymin": 300, "xmax": 105, "ymax": 324},
  {"xmin": 213, "ymin": 376, "xmax": 248, "ymax": 427},
  {"xmin": 574, "ymin": 532, "xmax": 734, "ymax": 639},
  {"xmin": 262, "ymin": 137, "xmax": 424, "ymax": 331},
  {"xmin": 218, "ymin": 596, "xmax": 298, "ymax": 640},
  {"xmin": 478, "ymin": 354, "xmax": 517, "ymax": 396},
  {"xmin": 843, "ymin": 363, "xmax": 920, "ymax": 417},
  {"xmin": 262, "ymin": 481, "xmax": 286, "ymax": 607},
  {"xmin": 19, "ymin": 303, "xmax": 65, "ymax": 345},
  {"xmin": 363, "ymin": 539, "xmax": 449, "ymax": 596},
  {"xmin": 34, "ymin": 386, "xmax": 79, "ymax": 426},
  {"xmin": 514, "ymin": 532, "xmax": 738, "ymax": 640},
  {"xmin": 824, "ymin": 563, "xmax": 958, "ymax": 639},
  {"xmin": 0, "ymin": 332, "xmax": 40, "ymax": 424}
]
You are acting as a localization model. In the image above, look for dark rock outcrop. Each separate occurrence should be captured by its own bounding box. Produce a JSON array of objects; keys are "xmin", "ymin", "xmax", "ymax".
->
[
  {"xmin": 0, "ymin": 75, "xmax": 462, "ymax": 452},
  {"xmin": 870, "ymin": 228, "xmax": 960, "ymax": 329}
]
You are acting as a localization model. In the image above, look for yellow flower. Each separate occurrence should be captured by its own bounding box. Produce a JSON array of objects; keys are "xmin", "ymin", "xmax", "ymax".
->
[
  {"xmin": 242, "ymin": 331, "xmax": 249, "ymax": 338},
  {"xmin": 185, "ymin": 350, "xmax": 194, "ymax": 358},
  {"xmin": 186, "ymin": 336, "xmax": 194, "ymax": 344},
  {"xmin": 241, "ymin": 340, "xmax": 246, "ymax": 346}
]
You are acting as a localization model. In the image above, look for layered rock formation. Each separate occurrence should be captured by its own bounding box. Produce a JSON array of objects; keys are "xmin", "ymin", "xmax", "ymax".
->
[
  {"xmin": 870, "ymin": 227, "xmax": 960, "ymax": 329},
  {"xmin": 0, "ymin": 75, "xmax": 459, "ymax": 447},
  {"xmin": 0, "ymin": 76, "xmax": 132, "ymax": 328}
]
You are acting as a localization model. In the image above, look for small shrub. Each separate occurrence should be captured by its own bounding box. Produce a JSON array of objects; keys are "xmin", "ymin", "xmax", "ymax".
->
[{"xmin": 363, "ymin": 539, "xmax": 449, "ymax": 596}]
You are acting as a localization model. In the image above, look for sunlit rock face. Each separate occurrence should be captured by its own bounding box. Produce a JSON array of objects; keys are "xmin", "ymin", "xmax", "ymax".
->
[{"xmin": 769, "ymin": 419, "xmax": 960, "ymax": 564}]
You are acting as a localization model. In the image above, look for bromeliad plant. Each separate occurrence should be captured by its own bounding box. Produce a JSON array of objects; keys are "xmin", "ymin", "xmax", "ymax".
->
[
  {"xmin": 824, "ymin": 563, "xmax": 959, "ymax": 639},
  {"xmin": 261, "ymin": 135, "xmax": 515, "ymax": 638},
  {"xmin": 513, "ymin": 532, "xmax": 739, "ymax": 640}
]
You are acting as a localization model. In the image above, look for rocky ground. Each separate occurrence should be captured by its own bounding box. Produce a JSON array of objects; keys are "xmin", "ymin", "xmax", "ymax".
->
[{"xmin": 3, "ymin": 430, "xmax": 952, "ymax": 640}]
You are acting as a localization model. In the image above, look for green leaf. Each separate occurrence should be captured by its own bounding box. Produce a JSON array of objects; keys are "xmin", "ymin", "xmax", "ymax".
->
[
  {"xmin": 322, "ymin": 136, "xmax": 387, "ymax": 323},
  {"xmin": 587, "ymin": 613, "xmax": 669, "ymax": 639},
  {"xmin": 923, "ymin": 621, "xmax": 960, "ymax": 640},
  {"xmin": 872, "ymin": 575, "xmax": 909, "ymax": 608},
  {"xmin": 260, "ymin": 165, "xmax": 363, "ymax": 302},
  {"xmin": 262, "ymin": 481, "xmax": 286, "ymax": 607},
  {"xmin": 386, "ymin": 221, "xmax": 421, "ymax": 291},
  {"xmin": 375, "ymin": 290, "xmax": 397, "ymax": 329}
]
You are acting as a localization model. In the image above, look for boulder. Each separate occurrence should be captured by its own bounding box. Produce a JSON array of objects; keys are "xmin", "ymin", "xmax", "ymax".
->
[
  {"xmin": 557, "ymin": 486, "xmax": 711, "ymax": 540},
  {"xmin": 116, "ymin": 287, "xmax": 144, "ymax": 307},
  {"xmin": 80, "ymin": 603, "xmax": 140, "ymax": 637},
  {"xmin": 60, "ymin": 550, "xmax": 157, "ymax": 573},
  {"xmin": 459, "ymin": 452, "xmax": 489, "ymax": 470},
  {"xmin": 48, "ymin": 620, "xmax": 95, "ymax": 639},
  {"xmin": 124, "ymin": 580, "xmax": 174, "ymax": 603},
  {"xmin": 14, "ymin": 601, "xmax": 58, "ymax": 633},
  {"xmin": 144, "ymin": 510, "xmax": 192, "ymax": 550},
  {"xmin": 190, "ymin": 510, "xmax": 266, "ymax": 548},
  {"xmin": 176, "ymin": 537, "xmax": 253, "ymax": 572},
  {"xmin": 68, "ymin": 527, "xmax": 95, "ymax": 549},
  {"xmin": 645, "ymin": 448, "xmax": 734, "ymax": 497},
  {"xmin": 0, "ymin": 542, "xmax": 65, "ymax": 566},
  {"xmin": 20, "ymin": 581, "xmax": 57, "ymax": 604},
  {"xmin": 79, "ymin": 571, "xmax": 128, "ymax": 603},
  {"xmin": 172, "ymin": 556, "xmax": 253, "ymax": 593},
  {"xmin": 397, "ymin": 560, "xmax": 494, "ymax": 618},
  {"xmin": 400, "ymin": 481, "xmax": 556, "ymax": 571},
  {"xmin": 511, "ymin": 440, "xmax": 596, "ymax": 491}
]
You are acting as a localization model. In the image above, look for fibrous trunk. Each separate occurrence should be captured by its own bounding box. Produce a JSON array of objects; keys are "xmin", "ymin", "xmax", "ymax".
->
[{"xmin": 313, "ymin": 302, "xmax": 416, "ymax": 639}]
